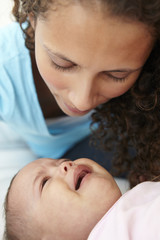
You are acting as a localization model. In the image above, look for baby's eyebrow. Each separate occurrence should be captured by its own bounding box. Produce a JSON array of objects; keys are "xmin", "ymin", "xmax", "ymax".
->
[
  {"xmin": 33, "ymin": 160, "xmax": 65, "ymax": 183},
  {"xmin": 33, "ymin": 168, "xmax": 47, "ymax": 187}
]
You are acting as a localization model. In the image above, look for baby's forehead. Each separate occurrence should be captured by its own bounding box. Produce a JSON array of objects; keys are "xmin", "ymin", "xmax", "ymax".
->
[
  {"xmin": 8, "ymin": 158, "xmax": 72, "ymax": 198},
  {"xmin": 7, "ymin": 162, "xmax": 35, "ymax": 202},
  {"xmin": 8, "ymin": 172, "xmax": 19, "ymax": 194},
  {"xmin": 7, "ymin": 167, "xmax": 35, "ymax": 215},
  {"xmin": 5, "ymin": 172, "xmax": 20, "ymax": 217}
]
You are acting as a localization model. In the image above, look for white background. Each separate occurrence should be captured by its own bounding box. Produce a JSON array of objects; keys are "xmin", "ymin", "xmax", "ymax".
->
[{"xmin": 0, "ymin": 0, "xmax": 13, "ymax": 27}]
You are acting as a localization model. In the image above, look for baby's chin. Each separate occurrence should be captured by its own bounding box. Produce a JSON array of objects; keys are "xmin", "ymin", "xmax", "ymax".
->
[{"xmin": 43, "ymin": 228, "xmax": 91, "ymax": 240}]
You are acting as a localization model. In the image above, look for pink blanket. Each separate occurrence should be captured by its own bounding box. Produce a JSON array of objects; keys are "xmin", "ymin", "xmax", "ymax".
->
[{"xmin": 88, "ymin": 181, "xmax": 160, "ymax": 239}]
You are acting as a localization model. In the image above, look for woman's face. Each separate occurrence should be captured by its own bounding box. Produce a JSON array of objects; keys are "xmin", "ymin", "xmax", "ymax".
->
[{"xmin": 31, "ymin": 3, "xmax": 154, "ymax": 116}]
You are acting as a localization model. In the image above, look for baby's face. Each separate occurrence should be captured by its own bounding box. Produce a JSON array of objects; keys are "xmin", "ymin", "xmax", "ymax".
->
[{"xmin": 8, "ymin": 158, "xmax": 121, "ymax": 240}]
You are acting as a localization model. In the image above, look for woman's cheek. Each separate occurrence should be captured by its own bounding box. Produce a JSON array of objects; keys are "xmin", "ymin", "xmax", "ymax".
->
[
  {"xmin": 106, "ymin": 73, "xmax": 140, "ymax": 98},
  {"xmin": 35, "ymin": 50, "xmax": 68, "ymax": 90},
  {"xmin": 40, "ymin": 66, "xmax": 68, "ymax": 90},
  {"xmin": 102, "ymin": 82, "xmax": 132, "ymax": 99}
]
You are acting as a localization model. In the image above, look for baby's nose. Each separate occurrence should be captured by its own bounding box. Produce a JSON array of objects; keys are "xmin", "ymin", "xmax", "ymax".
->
[{"xmin": 59, "ymin": 160, "xmax": 74, "ymax": 174}]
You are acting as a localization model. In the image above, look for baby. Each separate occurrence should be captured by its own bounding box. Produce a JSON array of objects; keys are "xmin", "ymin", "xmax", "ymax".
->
[
  {"xmin": 4, "ymin": 158, "xmax": 160, "ymax": 240},
  {"xmin": 4, "ymin": 158, "xmax": 121, "ymax": 240}
]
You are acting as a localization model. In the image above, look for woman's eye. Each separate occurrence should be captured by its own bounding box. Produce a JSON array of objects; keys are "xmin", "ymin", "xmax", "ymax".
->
[
  {"xmin": 109, "ymin": 75, "xmax": 127, "ymax": 82},
  {"xmin": 104, "ymin": 72, "xmax": 129, "ymax": 82},
  {"xmin": 51, "ymin": 60, "xmax": 77, "ymax": 72}
]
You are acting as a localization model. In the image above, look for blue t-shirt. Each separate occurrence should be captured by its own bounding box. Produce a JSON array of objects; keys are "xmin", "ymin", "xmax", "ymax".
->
[{"xmin": 0, "ymin": 22, "xmax": 91, "ymax": 158}]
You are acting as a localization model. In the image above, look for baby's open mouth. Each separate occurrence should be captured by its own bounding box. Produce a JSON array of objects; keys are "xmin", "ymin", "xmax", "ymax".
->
[{"xmin": 74, "ymin": 166, "xmax": 92, "ymax": 190}]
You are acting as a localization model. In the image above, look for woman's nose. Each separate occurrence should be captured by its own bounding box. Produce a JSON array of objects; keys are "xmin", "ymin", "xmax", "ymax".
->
[
  {"xmin": 68, "ymin": 75, "xmax": 103, "ymax": 111},
  {"xmin": 69, "ymin": 87, "xmax": 97, "ymax": 112}
]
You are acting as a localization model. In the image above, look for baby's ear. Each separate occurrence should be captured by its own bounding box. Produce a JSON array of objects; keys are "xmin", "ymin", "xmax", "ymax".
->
[{"xmin": 28, "ymin": 12, "xmax": 35, "ymax": 29}]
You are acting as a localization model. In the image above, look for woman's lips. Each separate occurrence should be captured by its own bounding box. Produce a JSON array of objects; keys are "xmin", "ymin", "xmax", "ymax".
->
[
  {"xmin": 64, "ymin": 102, "xmax": 90, "ymax": 114},
  {"xmin": 74, "ymin": 165, "xmax": 92, "ymax": 190}
]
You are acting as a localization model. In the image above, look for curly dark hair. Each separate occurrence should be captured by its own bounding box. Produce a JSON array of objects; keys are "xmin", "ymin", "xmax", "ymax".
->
[
  {"xmin": 91, "ymin": 2, "xmax": 160, "ymax": 187},
  {"xmin": 12, "ymin": 0, "xmax": 160, "ymax": 187}
]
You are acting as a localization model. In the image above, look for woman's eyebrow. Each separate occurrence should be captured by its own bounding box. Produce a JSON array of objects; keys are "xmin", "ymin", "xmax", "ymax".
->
[{"xmin": 43, "ymin": 44, "xmax": 77, "ymax": 64}]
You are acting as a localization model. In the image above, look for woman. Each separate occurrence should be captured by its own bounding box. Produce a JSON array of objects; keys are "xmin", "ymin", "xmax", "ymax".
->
[{"xmin": 1, "ymin": 0, "xmax": 159, "ymax": 187}]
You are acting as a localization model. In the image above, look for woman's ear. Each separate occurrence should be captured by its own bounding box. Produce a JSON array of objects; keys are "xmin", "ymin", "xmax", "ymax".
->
[{"xmin": 28, "ymin": 13, "xmax": 35, "ymax": 29}]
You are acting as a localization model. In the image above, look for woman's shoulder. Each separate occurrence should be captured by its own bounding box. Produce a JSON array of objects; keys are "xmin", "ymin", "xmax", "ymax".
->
[
  {"xmin": 0, "ymin": 22, "xmax": 23, "ymax": 41},
  {"xmin": 0, "ymin": 22, "xmax": 28, "ymax": 63}
]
